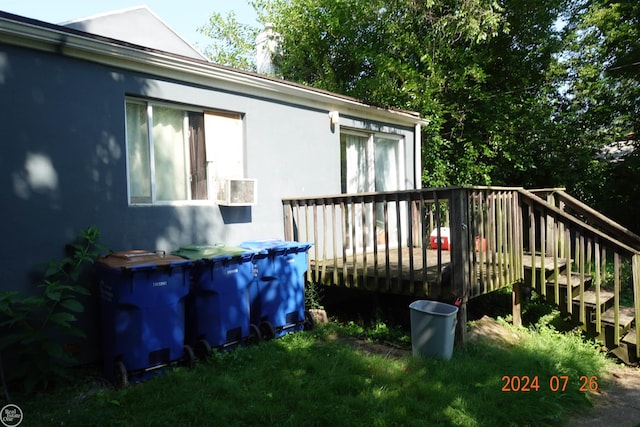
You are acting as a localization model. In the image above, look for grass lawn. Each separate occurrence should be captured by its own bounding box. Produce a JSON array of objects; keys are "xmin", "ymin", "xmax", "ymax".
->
[{"xmin": 20, "ymin": 317, "xmax": 611, "ymax": 427}]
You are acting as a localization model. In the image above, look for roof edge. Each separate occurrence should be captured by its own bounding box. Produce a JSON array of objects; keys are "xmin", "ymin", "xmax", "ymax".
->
[{"xmin": 0, "ymin": 11, "xmax": 428, "ymax": 126}]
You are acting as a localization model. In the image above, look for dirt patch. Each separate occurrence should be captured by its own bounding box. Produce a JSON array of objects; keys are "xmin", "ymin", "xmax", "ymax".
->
[
  {"xmin": 568, "ymin": 365, "xmax": 640, "ymax": 427},
  {"xmin": 467, "ymin": 315, "xmax": 525, "ymax": 348},
  {"xmin": 337, "ymin": 336, "xmax": 412, "ymax": 359}
]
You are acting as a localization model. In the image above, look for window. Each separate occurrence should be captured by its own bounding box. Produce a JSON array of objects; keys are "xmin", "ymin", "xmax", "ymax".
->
[
  {"xmin": 125, "ymin": 99, "xmax": 243, "ymax": 204},
  {"xmin": 340, "ymin": 130, "xmax": 405, "ymax": 249},
  {"xmin": 340, "ymin": 131, "xmax": 404, "ymax": 194}
]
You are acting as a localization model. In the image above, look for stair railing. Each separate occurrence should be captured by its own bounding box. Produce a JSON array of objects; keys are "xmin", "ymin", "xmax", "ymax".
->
[
  {"xmin": 519, "ymin": 189, "xmax": 640, "ymax": 358},
  {"xmin": 529, "ymin": 188, "xmax": 640, "ymax": 251}
]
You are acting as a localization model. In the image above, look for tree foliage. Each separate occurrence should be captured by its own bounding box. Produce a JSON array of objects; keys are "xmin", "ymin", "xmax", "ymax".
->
[
  {"xmin": 198, "ymin": 10, "xmax": 260, "ymax": 71},
  {"xmin": 555, "ymin": 0, "xmax": 640, "ymax": 228},
  {"xmin": 200, "ymin": 0, "xmax": 639, "ymax": 229}
]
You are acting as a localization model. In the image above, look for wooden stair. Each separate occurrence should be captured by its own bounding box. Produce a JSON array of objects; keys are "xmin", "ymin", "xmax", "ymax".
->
[
  {"xmin": 575, "ymin": 289, "xmax": 615, "ymax": 314},
  {"xmin": 544, "ymin": 272, "xmax": 593, "ymax": 309},
  {"xmin": 601, "ymin": 305, "xmax": 636, "ymax": 330},
  {"xmin": 611, "ymin": 327, "xmax": 639, "ymax": 365},
  {"xmin": 524, "ymin": 253, "xmax": 637, "ymax": 364},
  {"xmin": 571, "ymin": 289, "xmax": 614, "ymax": 334},
  {"xmin": 522, "ymin": 254, "xmax": 567, "ymax": 276},
  {"xmin": 548, "ymin": 272, "xmax": 592, "ymax": 296}
]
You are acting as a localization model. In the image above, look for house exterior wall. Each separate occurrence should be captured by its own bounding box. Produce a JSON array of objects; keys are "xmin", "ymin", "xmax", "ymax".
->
[
  {"xmin": 0, "ymin": 15, "xmax": 421, "ymax": 363},
  {"xmin": 0, "ymin": 42, "xmax": 419, "ymax": 290}
]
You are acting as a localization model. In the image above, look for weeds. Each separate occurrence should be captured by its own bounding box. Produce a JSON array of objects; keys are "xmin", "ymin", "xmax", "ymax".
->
[
  {"xmin": 304, "ymin": 281, "xmax": 325, "ymax": 310},
  {"xmin": 0, "ymin": 226, "xmax": 106, "ymax": 397}
]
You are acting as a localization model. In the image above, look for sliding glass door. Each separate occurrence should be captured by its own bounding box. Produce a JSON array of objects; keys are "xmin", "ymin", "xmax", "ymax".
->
[{"xmin": 340, "ymin": 132, "xmax": 404, "ymax": 251}]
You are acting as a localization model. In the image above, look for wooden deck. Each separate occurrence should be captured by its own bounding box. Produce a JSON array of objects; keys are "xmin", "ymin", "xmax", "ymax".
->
[
  {"xmin": 309, "ymin": 247, "xmax": 451, "ymax": 296},
  {"xmin": 308, "ymin": 247, "xmax": 516, "ymax": 298},
  {"xmin": 285, "ymin": 186, "xmax": 640, "ymax": 359}
]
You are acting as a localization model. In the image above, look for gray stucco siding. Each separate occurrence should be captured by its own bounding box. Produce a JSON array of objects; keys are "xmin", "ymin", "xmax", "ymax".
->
[{"xmin": 2, "ymin": 42, "xmax": 418, "ymax": 297}]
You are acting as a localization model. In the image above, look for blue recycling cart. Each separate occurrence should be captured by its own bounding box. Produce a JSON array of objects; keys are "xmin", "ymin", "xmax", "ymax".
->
[
  {"xmin": 239, "ymin": 240, "xmax": 313, "ymax": 339},
  {"xmin": 173, "ymin": 244, "xmax": 259, "ymax": 360},
  {"xmin": 96, "ymin": 250, "xmax": 193, "ymax": 388}
]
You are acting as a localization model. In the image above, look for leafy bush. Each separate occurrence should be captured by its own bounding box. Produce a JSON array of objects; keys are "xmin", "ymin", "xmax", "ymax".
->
[{"xmin": 0, "ymin": 226, "xmax": 106, "ymax": 396}]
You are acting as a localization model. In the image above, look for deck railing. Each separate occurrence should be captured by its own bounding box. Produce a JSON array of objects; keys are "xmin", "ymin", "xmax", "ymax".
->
[
  {"xmin": 467, "ymin": 188, "xmax": 524, "ymax": 297},
  {"xmin": 283, "ymin": 188, "xmax": 453, "ymax": 297},
  {"xmin": 282, "ymin": 187, "xmax": 524, "ymax": 300},
  {"xmin": 518, "ymin": 188, "xmax": 640, "ymax": 357},
  {"xmin": 284, "ymin": 186, "xmax": 640, "ymax": 357}
]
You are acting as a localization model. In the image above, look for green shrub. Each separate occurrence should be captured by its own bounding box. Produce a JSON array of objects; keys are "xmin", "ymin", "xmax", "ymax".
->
[{"xmin": 0, "ymin": 226, "xmax": 106, "ymax": 396}]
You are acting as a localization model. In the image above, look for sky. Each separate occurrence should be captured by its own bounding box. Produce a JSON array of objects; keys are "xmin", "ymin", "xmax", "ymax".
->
[{"xmin": 0, "ymin": 0, "xmax": 258, "ymax": 50}]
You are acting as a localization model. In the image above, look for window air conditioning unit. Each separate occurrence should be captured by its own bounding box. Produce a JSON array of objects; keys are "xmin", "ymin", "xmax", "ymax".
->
[{"xmin": 216, "ymin": 178, "xmax": 257, "ymax": 206}]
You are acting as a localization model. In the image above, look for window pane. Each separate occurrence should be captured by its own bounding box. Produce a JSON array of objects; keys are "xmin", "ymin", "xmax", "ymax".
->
[
  {"xmin": 189, "ymin": 112, "xmax": 207, "ymax": 200},
  {"xmin": 126, "ymin": 102, "xmax": 151, "ymax": 202},
  {"xmin": 374, "ymin": 136, "xmax": 401, "ymax": 191},
  {"xmin": 204, "ymin": 112, "xmax": 243, "ymax": 178},
  {"xmin": 374, "ymin": 136, "xmax": 403, "ymax": 247},
  {"xmin": 340, "ymin": 133, "xmax": 371, "ymax": 193},
  {"xmin": 152, "ymin": 106, "xmax": 188, "ymax": 201}
]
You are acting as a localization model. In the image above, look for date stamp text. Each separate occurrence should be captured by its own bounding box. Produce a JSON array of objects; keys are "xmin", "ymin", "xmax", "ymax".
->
[{"xmin": 501, "ymin": 375, "xmax": 599, "ymax": 392}]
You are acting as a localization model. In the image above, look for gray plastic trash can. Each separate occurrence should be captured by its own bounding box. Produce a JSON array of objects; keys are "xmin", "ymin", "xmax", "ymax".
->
[{"xmin": 409, "ymin": 300, "xmax": 458, "ymax": 360}]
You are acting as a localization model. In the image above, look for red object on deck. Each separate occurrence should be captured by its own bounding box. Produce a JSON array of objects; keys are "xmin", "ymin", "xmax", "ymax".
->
[
  {"xmin": 475, "ymin": 236, "xmax": 487, "ymax": 252},
  {"xmin": 430, "ymin": 227, "xmax": 450, "ymax": 250}
]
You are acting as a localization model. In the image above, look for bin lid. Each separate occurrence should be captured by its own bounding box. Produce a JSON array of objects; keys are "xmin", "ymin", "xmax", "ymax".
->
[
  {"xmin": 239, "ymin": 239, "xmax": 312, "ymax": 254},
  {"xmin": 172, "ymin": 244, "xmax": 252, "ymax": 261},
  {"xmin": 97, "ymin": 250, "xmax": 191, "ymax": 271}
]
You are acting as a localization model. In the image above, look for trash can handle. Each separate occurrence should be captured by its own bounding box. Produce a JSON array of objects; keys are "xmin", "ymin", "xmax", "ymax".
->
[
  {"xmin": 129, "ymin": 264, "xmax": 158, "ymax": 271},
  {"xmin": 112, "ymin": 251, "xmax": 162, "ymax": 259},
  {"xmin": 103, "ymin": 251, "xmax": 149, "ymax": 260}
]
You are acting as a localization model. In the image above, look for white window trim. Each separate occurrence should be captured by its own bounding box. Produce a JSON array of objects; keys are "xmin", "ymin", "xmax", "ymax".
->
[
  {"xmin": 340, "ymin": 129, "xmax": 406, "ymax": 193},
  {"xmin": 125, "ymin": 98, "xmax": 245, "ymax": 206}
]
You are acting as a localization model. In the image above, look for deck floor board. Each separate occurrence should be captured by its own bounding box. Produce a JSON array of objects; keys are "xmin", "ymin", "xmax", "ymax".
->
[{"xmin": 308, "ymin": 247, "xmax": 513, "ymax": 297}]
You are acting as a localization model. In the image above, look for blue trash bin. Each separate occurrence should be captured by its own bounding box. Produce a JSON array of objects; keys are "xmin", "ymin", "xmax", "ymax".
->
[
  {"xmin": 239, "ymin": 240, "xmax": 312, "ymax": 339},
  {"xmin": 173, "ymin": 244, "xmax": 258, "ymax": 359},
  {"xmin": 96, "ymin": 250, "xmax": 193, "ymax": 387}
]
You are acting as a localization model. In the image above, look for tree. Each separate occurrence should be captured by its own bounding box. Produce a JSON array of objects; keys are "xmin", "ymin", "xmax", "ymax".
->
[
  {"xmin": 199, "ymin": 1, "xmax": 639, "ymax": 230},
  {"xmin": 249, "ymin": 0, "xmax": 514, "ymax": 186},
  {"xmin": 254, "ymin": 0, "xmax": 577, "ymax": 187},
  {"xmin": 198, "ymin": 10, "xmax": 260, "ymax": 71},
  {"xmin": 439, "ymin": 0, "xmax": 569, "ymax": 187},
  {"xmin": 555, "ymin": 0, "xmax": 640, "ymax": 229}
]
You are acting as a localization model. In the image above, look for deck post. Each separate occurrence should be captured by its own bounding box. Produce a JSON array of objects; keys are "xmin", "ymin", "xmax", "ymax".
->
[
  {"xmin": 456, "ymin": 296, "xmax": 468, "ymax": 346},
  {"xmin": 449, "ymin": 188, "xmax": 471, "ymax": 345},
  {"xmin": 512, "ymin": 280, "xmax": 522, "ymax": 328},
  {"xmin": 283, "ymin": 201, "xmax": 294, "ymax": 241}
]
